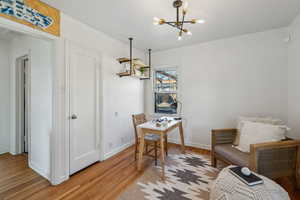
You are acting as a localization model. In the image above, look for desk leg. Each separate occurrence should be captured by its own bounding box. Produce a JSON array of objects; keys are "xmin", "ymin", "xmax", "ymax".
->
[
  {"xmin": 160, "ymin": 133, "xmax": 165, "ymax": 180},
  {"xmin": 179, "ymin": 122, "xmax": 185, "ymax": 154},
  {"xmin": 137, "ymin": 131, "xmax": 145, "ymax": 171}
]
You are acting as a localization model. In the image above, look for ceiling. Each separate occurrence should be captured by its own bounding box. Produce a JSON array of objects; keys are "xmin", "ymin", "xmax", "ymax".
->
[{"xmin": 42, "ymin": 0, "xmax": 300, "ymax": 51}]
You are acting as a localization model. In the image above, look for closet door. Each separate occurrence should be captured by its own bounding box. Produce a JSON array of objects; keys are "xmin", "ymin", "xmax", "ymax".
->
[{"xmin": 68, "ymin": 43, "xmax": 101, "ymax": 174}]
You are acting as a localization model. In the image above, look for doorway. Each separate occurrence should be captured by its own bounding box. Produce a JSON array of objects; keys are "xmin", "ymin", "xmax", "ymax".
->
[
  {"xmin": 0, "ymin": 13, "xmax": 58, "ymax": 184},
  {"xmin": 16, "ymin": 55, "xmax": 29, "ymax": 154}
]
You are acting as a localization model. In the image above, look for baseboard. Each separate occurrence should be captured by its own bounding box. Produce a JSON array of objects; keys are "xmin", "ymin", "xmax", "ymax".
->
[
  {"xmin": 104, "ymin": 141, "xmax": 134, "ymax": 160},
  {"xmin": 0, "ymin": 144, "xmax": 9, "ymax": 154},
  {"xmin": 9, "ymin": 151, "xmax": 17, "ymax": 155},
  {"xmin": 103, "ymin": 139, "xmax": 210, "ymax": 160},
  {"xmin": 29, "ymin": 160, "xmax": 50, "ymax": 181},
  {"xmin": 50, "ymin": 175, "xmax": 69, "ymax": 185},
  {"xmin": 168, "ymin": 138, "xmax": 211, "ymax": 150}
]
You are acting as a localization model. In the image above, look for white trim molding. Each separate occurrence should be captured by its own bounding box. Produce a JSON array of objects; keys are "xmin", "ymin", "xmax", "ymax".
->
[
  {"xmin": 10, "ymin": 50, "xmax": 31, "ymax": 155},
  {"xmin": 102, "ymin": 138, "xmax": 210, "ymax": 162},
  {"xmin": 0, "ymin": 144, "xmax": 9, "ymax": 154},
  {"xmin": 168, "ymin": 138, "xmax": 211, "ymax": 150},
  {"xmin": 50, "ymin": 38, "xmax": 68, "ymax": 185},
  {"xmin": 29, "ymin": 160, "xmax": 50, "ymax": 181},
  {"xmin": 104, "ymin": 141, "xmax": 135, "ymax": 160}
]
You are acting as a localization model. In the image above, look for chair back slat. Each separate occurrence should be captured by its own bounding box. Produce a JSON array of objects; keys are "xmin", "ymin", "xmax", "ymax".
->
[{"xmin": 132, "ymin": 114, "xmax": 147, "ymax": 142}]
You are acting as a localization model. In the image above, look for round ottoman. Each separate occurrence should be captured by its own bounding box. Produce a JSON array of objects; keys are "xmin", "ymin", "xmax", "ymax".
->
[{"xmin": 210, "ymin": 166, "xmax": 290, "ymax": 200}]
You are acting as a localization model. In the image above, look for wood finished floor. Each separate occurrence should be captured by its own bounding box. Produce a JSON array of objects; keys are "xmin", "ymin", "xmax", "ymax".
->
[{"xmin": 0, "ymin": 144, "xmax": 299, "ymax": 200}]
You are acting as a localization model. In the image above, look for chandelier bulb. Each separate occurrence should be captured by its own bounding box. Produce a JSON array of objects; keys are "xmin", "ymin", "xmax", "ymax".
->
[
  {"xmin": 187, "ymin": 31, "xmax": 192, "ymax": 35},
  {"xmin": 178, "ymin": 31, "xmax": 183, "ymax": 41},
  {"xmin": 183, "ymin": 1, "xmax": 189, "ymax": 11},
  {"xmin": 153, "ymin": 17, "xmax": 160, "ymax": 25},
  {"xmin": 196, "ymin": 19, "xmax": 205, "ymax": 24}
]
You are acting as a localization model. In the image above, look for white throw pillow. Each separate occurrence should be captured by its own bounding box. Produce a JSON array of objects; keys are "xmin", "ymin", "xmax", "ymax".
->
[
  {"xmin": 237, "ymin": 116, "xmax": 285, "ymax": 130},
  {"xmin": 234, "ymin": 116, "xmax": 286, "ymax": 146},
  {"xmin": 237, "ymin": 121, "xmax": 286, "ymax": 153}
]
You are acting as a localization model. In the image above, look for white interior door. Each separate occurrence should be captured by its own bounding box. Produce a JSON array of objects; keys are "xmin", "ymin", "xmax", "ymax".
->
[{"xmin": 69, "ymin": 43, "xmax": 101, "ymax": 175}]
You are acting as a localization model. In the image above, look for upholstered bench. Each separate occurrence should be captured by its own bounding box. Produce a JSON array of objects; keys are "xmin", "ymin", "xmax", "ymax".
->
[{"xmin": 211, "ymin": 129, "xmax": 300, "ymax": 187}]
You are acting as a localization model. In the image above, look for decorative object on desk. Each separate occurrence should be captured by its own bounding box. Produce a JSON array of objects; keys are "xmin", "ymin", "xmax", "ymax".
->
[
  {"xmin": 116, "ymin": 38, "xmax": 151, "ymax": 80},
  {"xmin": 153, "ymin": 0, "xmax": 205, "ymax": 40},
  {"xmin": 162, "ymin": 121, "xmax": 168, "ymax": 127},
  {"xmin": 229, "ymin": 166, "xmax": 263, "ymax": 186},
  {"xmin": 174, "ymin": 99, "xmax": 183, "ymax": 118},
  {"xmin": 0, "ymin": 0, "xmax": 60, "ymax": 36},
  {"xmin": 118, "ymin": 152, "xmax": 218, "ymax": 200},
  {"xmin": 155, "ymin": 122, "xmax": 161, "ymax": 127},
  {"xmin": 153, "ymin": 117, "xmax": 173, "ymax": 127}
]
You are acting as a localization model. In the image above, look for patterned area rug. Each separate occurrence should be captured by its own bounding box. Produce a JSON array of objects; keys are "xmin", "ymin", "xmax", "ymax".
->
[{"xmin": 118, "ymin": 153, "xmax": 219, "ymax": 200}]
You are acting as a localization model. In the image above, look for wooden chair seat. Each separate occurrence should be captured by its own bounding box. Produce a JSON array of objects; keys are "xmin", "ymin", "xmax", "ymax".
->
[{"xmin": 142, "ymin": 134, "xmax": 160, "ymax": 141}]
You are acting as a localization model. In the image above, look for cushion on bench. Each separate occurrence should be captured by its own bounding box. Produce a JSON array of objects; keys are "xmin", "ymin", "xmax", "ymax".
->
[{"xmin": 214, "ymin": 144, "xmax": 249, "ymax": 167}]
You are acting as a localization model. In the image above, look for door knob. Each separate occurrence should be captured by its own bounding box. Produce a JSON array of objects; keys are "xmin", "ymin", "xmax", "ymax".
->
[{"xmin": 71, "ymin": 114, "xmax": 77, "ymax": 120}]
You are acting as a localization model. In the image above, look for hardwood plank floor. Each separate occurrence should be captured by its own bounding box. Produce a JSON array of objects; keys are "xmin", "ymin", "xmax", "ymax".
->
[
  {"xmin": 0, "ymin": 153, "xmax": 50, "ymax": 200},
  {"xmin": 0, "ymin": 145, "xmax": 299, "ymax": 200}
]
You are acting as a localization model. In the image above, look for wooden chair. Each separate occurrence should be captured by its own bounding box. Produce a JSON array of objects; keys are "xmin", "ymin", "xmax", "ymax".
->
[{"xmin": 132, "ymin": 114, "xmax": 168, "ymax": 165}]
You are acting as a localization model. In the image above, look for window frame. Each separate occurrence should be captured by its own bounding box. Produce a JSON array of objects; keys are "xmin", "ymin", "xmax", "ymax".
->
[{"xmin": 152, "ymin": 66, "xmax": 180, "ymax": 116}]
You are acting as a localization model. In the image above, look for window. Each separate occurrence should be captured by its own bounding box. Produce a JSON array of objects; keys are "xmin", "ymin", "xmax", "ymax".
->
[{"xmin": 154, "ymin": 68, "xmax": 178, "ymax": 114}]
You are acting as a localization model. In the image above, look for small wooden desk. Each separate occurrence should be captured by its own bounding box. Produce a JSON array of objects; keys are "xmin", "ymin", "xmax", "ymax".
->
[{"xmin": 137, "ymin": 119, "xmax": 185, "ymax": 179}]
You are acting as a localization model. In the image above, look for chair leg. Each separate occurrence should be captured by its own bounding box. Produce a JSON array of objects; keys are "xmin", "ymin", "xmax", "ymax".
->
[
  {"xmin": 211, "ymin": 154, "xmax": 217, "ymax": 167},
  {"xmin": 145, "ymin": 143, "xmax": 148, "ymax": 154},
  {"xmin": 154, "ymin": 141, "xmax": 158, "ymax": 166},
  {"xmin": 135, "ymin": 142, "xmax": 138, "ymax": 161},
  {"xmin": 296, "ymin": 175, "xmax": 300, "ymax": 190},
  {"xmin": 165, "ymin": 135, "xmax": 168, "ymax": 156}
]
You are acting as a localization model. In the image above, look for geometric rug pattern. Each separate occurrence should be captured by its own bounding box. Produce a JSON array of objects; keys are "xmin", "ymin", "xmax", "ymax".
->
[{"xmin": 118, "ymin": 153, "xmax": 219, "ymax": 200}]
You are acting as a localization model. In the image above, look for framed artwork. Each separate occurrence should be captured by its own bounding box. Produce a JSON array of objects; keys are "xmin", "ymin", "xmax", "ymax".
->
[{"xmin": 0, "ymin": 0, "xmax": 60, "ymax": 36}]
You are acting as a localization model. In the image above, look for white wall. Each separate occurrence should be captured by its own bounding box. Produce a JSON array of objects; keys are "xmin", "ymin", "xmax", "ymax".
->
[
  {"xmin": 0, "ymin": 39, "xmax": 10, "ymax": 154},
  {"xmin": 145, "ymin": 28, "xmax": 288, "ymax": 148},
  {"xmin": 288, "ymin": 14, "xmax": 300, "ymax": 139},
  {"xmin": 10, "ymin": 35, "xmax": 53, "ymax": 179},
  {"xmin": 60, "ymin": 14, "xmax": 144, "ymax": 157},
  {"xmin": 102, "ymin": 55, "xmax": 144, "ymax": 158}
]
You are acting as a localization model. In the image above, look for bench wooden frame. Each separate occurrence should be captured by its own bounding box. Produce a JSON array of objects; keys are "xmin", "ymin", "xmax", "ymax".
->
[{"xmin": 211, "ymin": 128, "xmax": 300, "ymax": 188}]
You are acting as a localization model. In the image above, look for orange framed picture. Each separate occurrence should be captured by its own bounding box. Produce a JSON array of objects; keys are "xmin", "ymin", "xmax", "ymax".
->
[{"xmin": 0, "ymin": 0, "xmax": 60, "ymax": 36}]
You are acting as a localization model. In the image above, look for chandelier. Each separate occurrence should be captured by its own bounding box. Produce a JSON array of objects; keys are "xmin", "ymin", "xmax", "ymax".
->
[{"xmin": 153, "ymin": 0, "xmax": 205, "ymax": 40}]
